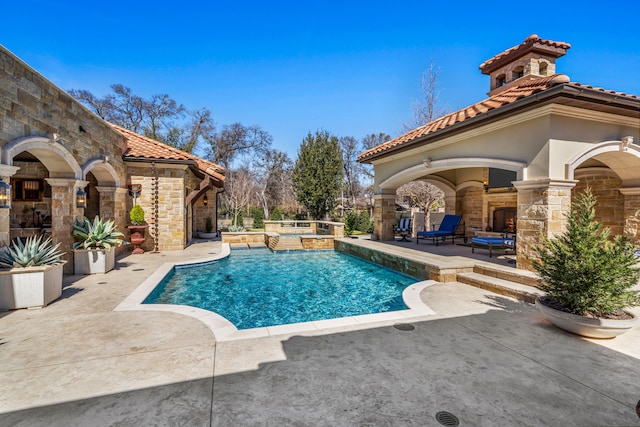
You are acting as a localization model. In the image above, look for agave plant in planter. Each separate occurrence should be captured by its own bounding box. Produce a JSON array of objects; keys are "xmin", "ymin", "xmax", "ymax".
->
[
  {"xmin": 72, "ymin": 216, "xmax": 124, "ymax": 275},
  {"xmin": 0, "ymin": 235, "xmax": 66, "ymax": 310},
  {"xmin": 532, "ymin": 188, "xmax": 640, "ymax": 338}
]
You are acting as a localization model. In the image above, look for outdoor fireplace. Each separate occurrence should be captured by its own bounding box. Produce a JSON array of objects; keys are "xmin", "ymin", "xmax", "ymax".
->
[{"xmin": 493, "ymin": 207, "xmax": 516, "ymax": 233}]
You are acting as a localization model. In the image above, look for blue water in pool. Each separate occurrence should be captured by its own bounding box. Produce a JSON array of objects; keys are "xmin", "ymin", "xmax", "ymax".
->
[{"xmin": 144, "ymin": 248, "xmax": 417, "ymax": 330}]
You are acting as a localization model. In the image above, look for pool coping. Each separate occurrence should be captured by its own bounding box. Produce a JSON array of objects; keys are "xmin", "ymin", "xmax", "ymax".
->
[{"xmin": 115, "ymin": 243, "xmax": 438, "ymax": 342}]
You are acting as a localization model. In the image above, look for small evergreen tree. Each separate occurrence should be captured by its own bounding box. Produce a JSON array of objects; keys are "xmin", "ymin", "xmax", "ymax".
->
[
  {"xmin": 357, "ymin": 210, "xmax": 370, "ymax": 232},
  {"xmin": 344, "ymin": 211, "xmax": 358, "ymax": 236},
  {"xmin": 250, "ymin": 206, "xmax": 264, "ymax": 229},
  {"xmin": 532, "ymin": 188, "xmax": 640, "ymax": 317},
  {"xmin": 292, "ymin": 130, "xmax": 343, "ymax": 219},
  {"xmin": 269, "ymin": 207, "xmax": 283, "ymax": 221}
]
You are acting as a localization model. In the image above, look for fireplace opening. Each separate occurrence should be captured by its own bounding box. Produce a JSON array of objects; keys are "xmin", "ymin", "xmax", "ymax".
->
[{"xmin": 493, "ymin": 207, "xmax": 516, "ymax": 233}]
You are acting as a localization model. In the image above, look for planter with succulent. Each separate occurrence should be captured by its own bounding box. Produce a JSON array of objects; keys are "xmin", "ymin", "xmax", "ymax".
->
[
  {"xmin": 0, "ymin": 235, "xmax": 66, "ymax": 310},
  {"xmin": 127, "ymin": 204, "xmax": 148, "ymax": 254},
  {"xmin": 532, "ymin": 188, "xmax": 640, "ymax": 339},
  {"xmin": 198, "ymin": 216, "xmax": 217, "ymax": 239},
  {"xmin": 72, "ymin": 216, "xmax": 124, "ymax": 275}
]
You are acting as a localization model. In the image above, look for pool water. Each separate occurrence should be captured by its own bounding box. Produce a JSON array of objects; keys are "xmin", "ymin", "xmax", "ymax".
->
[{"xmin": 144, "ymin": 248, "xmax": 417, "ymax": 330}]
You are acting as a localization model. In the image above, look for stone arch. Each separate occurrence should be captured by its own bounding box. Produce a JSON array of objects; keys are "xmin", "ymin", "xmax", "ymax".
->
[
  {"xmin": 378, "ymin": 157, "xmax": 527, "ymax": 191},
  {"xmin": 566, "ymin": 139, "xmax": 640, "ymax": 186},
  {"xmin": 1, "ymin": 136, "xmax": 82, "ymax": 179},
  {"xmin": 82, "ymin": 159, "xmax": 121, "ymax": 187}
]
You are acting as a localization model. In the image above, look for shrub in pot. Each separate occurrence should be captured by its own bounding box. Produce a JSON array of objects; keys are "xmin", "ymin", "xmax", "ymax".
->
[
  {"xmin": 127, "ymin": 204, "xmax": 148, "ymax": 254},
  {"xmin": 532, "ymin": 188, "xmax": 640, "ymax": 338},
  {"xmin": 72, "ymin": 216, "xmax": 124, "ymax": 274},
  {"xmin": 0, "ymin": 235, "xmax": 66, "ymax": 309},
  {"xmin": 197, "ymin": 216, "xmax": 217, "ymax": 239}
]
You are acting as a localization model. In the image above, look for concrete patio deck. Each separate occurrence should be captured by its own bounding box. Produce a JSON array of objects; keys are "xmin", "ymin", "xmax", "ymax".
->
[{"xmin": 1, "ymin": 239, "xmax": 639, "ymax": 426}]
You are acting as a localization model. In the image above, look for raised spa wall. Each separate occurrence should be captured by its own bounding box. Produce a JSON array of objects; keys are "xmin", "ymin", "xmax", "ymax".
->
[{"xmin": 335, "ymin": 240, "xmax": 468, "ymax": 283}]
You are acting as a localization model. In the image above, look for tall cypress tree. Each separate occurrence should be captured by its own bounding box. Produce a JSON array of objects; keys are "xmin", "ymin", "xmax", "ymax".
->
[{"xmin": 292, "ymin": 130, "xmax": 343, "ymax": 220}]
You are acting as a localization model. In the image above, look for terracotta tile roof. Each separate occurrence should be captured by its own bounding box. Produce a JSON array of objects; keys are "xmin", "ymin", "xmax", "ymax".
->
[
  {"xmin": 110, "ymin": 123, "xmax": 225, "ymax": 182},
  {"xmin": 358, "ymin": 75, "xmax": 638, "ymax": 161},
  {"xmin": 479, "ymin": 34, "xmax": 571, "ymax": 73}
]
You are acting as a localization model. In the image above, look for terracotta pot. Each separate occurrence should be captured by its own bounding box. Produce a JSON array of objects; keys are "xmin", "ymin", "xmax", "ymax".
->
[
  {"xmin": 536, "ymin": 297, "xmax": 639, "ymax": 339},
  {"xmin": 127, "ymin": 224, "xmax": 148, "ymax": 254}
]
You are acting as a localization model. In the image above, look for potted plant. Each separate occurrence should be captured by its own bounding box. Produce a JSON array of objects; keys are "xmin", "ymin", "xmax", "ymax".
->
[
  {"xmin": 0, "ymin": 235, "xmax": 66, "ymax": 310},
  {"xmin": 532, "ymin": 188, "xmax": 640, "ymax": 338},
  {"xmin": 127, "ymin": 204, "xmax": 148, "ymax": 254},
  {"xmin": 198, "ymin": 216, "xmax": 217, "ymax": 239},
  {"xmin": 72, "ymin": 216, "xmax": 124, "ymax": 274}
]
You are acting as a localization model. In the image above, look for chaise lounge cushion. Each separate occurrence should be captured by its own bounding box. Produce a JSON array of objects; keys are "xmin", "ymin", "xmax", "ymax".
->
[
  {"xmin": 471, "ymin": 235, "xmax": 515, "ymax": 257},
  {"xmin": 416, "ymin": 214, "xmax": 462, "ymax": 246}
]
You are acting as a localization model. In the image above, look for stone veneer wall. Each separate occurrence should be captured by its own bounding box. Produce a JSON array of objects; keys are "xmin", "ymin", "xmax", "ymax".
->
[
  {"xmin": 193, "ymin": 188, "xmax": 217, "ymax": 233},
  {"xmin": 222, "ymin": 232, "xmax": 267, "ymax": 244},
  {"xmin": 1, "ymin": 46, "xmax": 128, "ymax": 271},
  {"xmin": 0, "ymin": 47, "xmax": 126, "ymax": 180},
  {"xmin": 300, "ymin": 237, "xmax": 335, "ymax": 250},
  {"xmin": 458, "ymin": 187, "xmax": 483, "ymax": 236},
  {"xmin": 516, "ymin": 184, "xmax": 573, "ymax": 270},
  {"xmin": 126, "ymin": 164, "xmax": 191, "ymax": 252},
  {"xmin": 573, "ymin": 173, "xmax": 625, "ymax": 237},
  {"xmin": 335, "ymin": 240, "xmax": 465, "ymax": 282},
  {"xmin": 373, "ymin": 193, "xmax": 396, "ymax": 240}
]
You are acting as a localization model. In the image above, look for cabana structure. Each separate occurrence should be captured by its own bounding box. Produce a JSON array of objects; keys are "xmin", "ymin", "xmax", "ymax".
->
[
  {"xmin": 0, "ymin": 45, "xmax": 224, "ymax": 273},
  {"xmin": 359, "ymin": 34, "xmax": 640, "ymax": 270}
]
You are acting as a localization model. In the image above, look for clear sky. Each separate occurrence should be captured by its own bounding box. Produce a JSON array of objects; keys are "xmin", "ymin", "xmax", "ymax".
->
[{"xmin": 2, "ymin": 0, "xmax": 639, "ymax": 160}]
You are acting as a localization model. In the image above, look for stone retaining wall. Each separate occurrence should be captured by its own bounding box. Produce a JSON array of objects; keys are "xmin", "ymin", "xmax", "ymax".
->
[
  {"xmin": 335, "ymin": 240, "xmax": 467, "ymax": 282},
  {"xmin": 222, "ymin": 232, "xmax": 268, "ymax": 245}
]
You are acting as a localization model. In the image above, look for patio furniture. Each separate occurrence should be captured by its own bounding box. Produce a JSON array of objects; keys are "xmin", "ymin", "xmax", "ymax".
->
[
  {"xmin": 416, "ymin": 214, "xmax": 463, "ymax": 246},
  {"xmin": 471, "ymin": 233, "xmax": 516, "ymax": 258},
  {"xmin": 394, "ymin": 218, "xmax": 412, "ymax": 242}
]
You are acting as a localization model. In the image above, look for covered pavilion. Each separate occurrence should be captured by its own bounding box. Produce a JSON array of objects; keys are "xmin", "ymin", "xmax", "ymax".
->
[{"xmin": 359, "ymin": 34, "xmax": 640, "ymax": 270}]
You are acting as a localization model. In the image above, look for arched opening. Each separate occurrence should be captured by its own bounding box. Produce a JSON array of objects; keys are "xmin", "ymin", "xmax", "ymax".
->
[
  {"xmin": 538, "ymin": 61, "xmax": 548, "ymax": 76},
  {"xmin": 511, "ymin": 66, "xmax": 524, "ymax": 81}
]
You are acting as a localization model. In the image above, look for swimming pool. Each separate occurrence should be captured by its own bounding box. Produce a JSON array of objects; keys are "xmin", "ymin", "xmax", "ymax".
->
[{"xmin": 143, "ymin": 248, "xmax": 417, "ymax": 330}]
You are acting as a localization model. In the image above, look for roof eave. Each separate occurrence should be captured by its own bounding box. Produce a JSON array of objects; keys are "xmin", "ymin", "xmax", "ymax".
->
[
  {"xmin": 359, "ymin": 84, "xmax": 639, "ymax": 163},
  {"xmin": 123, "ymin": 156, "xmax": 225, "ymax": 186}
]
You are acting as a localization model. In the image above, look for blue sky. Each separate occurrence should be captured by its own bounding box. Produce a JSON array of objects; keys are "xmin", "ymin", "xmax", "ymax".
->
[{"xmin": 2, "ymin": 0, "xmax": 639, "ymax": 160}]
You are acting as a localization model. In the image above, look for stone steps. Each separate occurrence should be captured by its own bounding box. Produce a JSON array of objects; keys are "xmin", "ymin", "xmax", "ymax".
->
[
  {"xmin": 272, "ymin": 235, "xmax": 304, "ymax": 251},
  {"xmin": 457, "ymin": 271, "xmax": 544, "ymax": 304}
]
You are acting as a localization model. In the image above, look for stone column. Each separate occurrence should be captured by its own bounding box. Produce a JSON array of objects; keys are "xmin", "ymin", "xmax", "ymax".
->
[
  {"xmin": 620, "ymin": 187, "xmax": 640, "ymax": 243},
  {"xmin": 513, "ymin": 179, "xmax": 577, "ymax": 271},
  {"xmin": 373, "ymin": 190, "xmax": 397, "ymax": 241},
  {"xmin": 443, "ymin": 195, "xmax": 457, "ymax": 215},
  {"xmin": 96, "ymin": 187, "xmax": 128, "ymax": 256},
  {"xmin": 412, "ymin": 211, "xmax": 425, "ymax": 237},
  {"xmin": 0, "ymin": 165, "xmax": 20, "ymax": 245},
  {"xmin": 46, "ymin": 178, "xmax": 89, "ymax": 274}
]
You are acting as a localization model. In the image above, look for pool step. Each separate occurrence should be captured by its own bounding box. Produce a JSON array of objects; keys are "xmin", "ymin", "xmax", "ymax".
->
[
  {"xmin": 457, "ymin": 272, "xmax": 543, "ymax": 304},
  {"xmin": 272, "ymin": 235, "xmax": 305, "ymax": 251}
]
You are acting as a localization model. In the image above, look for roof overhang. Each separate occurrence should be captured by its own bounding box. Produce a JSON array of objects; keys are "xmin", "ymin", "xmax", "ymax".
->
[{"xmin": 359, "ymin": 85, "xmax": 640, "ymax": 164}]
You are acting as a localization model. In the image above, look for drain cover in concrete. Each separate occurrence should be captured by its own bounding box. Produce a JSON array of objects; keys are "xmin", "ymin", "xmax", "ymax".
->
[
  {"xmin": 435, "ymin": 411, "xmax": 459, "ymax": 426},
  {"xmin": 393, "ymin": 323, "xmax": 415, "ymax": 331}
]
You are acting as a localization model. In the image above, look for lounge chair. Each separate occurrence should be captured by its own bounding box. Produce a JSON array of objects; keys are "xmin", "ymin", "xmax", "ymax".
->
[
  {"xmin": 416, "ymin": 214, "xmax": 463, "ymax": 246},
  {"xmin": 471, "ymin": 233, "xmax": 516, "ymax": 258},
  {"xmin": 394, "ymin": 218, "xmax": 412, "ymax": 242}
]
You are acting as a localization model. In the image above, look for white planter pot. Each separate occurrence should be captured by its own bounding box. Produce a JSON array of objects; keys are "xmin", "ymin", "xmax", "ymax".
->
[
  {"xmin": 536, "ymin": 297, "xmax": 639, "ymax": 339},
  {"xmin": 197, "ymin": 231, "xmax": 218, "ymax": 239},
  {"xmin": 0, "ymin": 262, "xmax": 66, "ymax": 310},
  {"xmin": 73, "ymin": 248, "xmax": 115, "ymax": 275}
]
